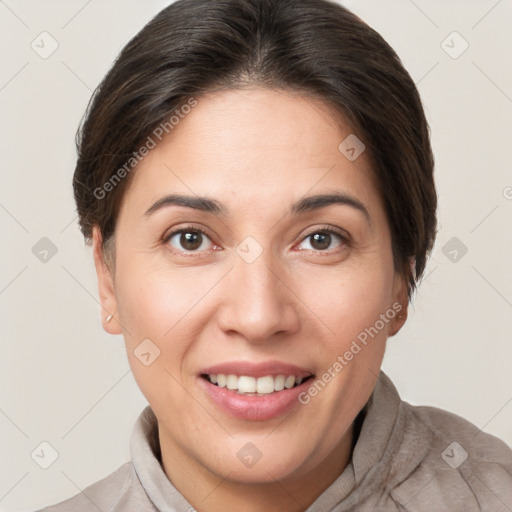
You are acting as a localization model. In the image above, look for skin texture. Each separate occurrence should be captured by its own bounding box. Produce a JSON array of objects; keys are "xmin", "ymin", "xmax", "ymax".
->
[{"xmin": 93, "ymin": 87, "xmax": 408, "ymax": 512}]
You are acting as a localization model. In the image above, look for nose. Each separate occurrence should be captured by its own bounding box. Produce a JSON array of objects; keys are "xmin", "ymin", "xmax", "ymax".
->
[{"xmin": 217, "ymin": 252, "xmax": 301, "ymax": 343}]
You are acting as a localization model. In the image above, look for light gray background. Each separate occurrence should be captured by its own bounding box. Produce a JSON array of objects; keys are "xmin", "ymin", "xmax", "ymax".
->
[{"xmin": 1, "ymin": 0, "xmax": 511, "ymax": 510}]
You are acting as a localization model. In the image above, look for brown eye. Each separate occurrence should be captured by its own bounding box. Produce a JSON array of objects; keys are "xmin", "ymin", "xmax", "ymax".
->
[
  {"xmin": 166, "ymin": 228, "xmax": 214, "ymax": 252},
  {"xmin": 298, "ymin": 228, "xmax": 347, "ymax": 252},
  {"xmin": 310, "ymin": 232, "xmax": 332, "ymax": 251},
  {"xmin": 180, "ymin": 231, "xmax": 203, "ymax": 251}
]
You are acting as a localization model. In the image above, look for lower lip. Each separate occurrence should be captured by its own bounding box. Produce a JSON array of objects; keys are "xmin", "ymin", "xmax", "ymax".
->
[{"xmin": 199, "ymin": 377, "xmax": 311, "ymax": 421}]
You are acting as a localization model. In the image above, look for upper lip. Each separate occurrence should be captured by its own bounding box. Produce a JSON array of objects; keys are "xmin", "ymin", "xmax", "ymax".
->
[{"xmin": 200, "ymin": 361, "xmax": 314, "ymax": 379}]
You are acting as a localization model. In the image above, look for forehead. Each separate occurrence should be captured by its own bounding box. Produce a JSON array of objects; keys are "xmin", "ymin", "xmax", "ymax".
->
[{"xmin": 122, "ymin": 87, "xmax": 385, "ymax": 224}]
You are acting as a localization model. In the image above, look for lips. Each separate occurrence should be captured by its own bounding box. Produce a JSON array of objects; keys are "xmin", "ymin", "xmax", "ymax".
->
[{"xmin": 198, "ymin": 361, "xmax": 315, "ymax": 421}]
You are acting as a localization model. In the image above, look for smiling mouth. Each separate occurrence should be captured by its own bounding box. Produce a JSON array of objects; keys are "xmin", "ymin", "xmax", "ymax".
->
[{"xmin": 201, "ymin": 373, "xmax": 314, "ymax": 395}]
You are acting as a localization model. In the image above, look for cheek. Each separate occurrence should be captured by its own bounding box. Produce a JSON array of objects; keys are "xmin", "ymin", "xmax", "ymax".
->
[
  {"xmin": 304, "ymin": 258, "xmax": 395, "ymax": 411},
  {"xmin": 115, "ymin": 257, "xmax": 202, "ymax": 342},
  {"xmin": 113, "ymin": 257, "xmax": 226, "ymax": 395},
  {"xmin": 113, "ymin": 260, "xmax": 197, "ymax": 391},
  {"xmin": 302, "ymin": 256, "xmax": 395, "ymax": 347}
]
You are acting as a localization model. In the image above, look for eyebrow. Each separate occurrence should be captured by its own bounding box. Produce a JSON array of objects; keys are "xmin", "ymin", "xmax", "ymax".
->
[
  {"xmin": 145, "ymin": 192, "xmax": 372, "ymax": 225},
  {"xmin": 145, "ymin": 195, "xmax": 224, "ymax": 216},
  {"xmin": 291, "ymin": 193, "xmax": 372, "ymax": 226}
]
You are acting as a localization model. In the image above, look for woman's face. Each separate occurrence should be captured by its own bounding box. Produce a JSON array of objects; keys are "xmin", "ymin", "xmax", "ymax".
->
[{"xmin": 94, "ymin": 88, "xmax": 407, "ymax": 489}]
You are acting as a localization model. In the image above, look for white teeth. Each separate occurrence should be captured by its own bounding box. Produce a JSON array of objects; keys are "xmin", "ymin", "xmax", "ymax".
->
[
  {"xmin": 274, "ymin": 375, "xmax": 285, "ymax": 391},
  {"xmin": 226, "ymin": 374, "xmax": 238, "ymax": 390},
  {"xmin": 256, "ymin": 375, "xmax": 275, "ymax": 394},
  {"xmin": 207, "ymin": 373, "xmax": 307, "ymax": 394},
  {"xmin": 238, "ymin": 376, "xmax": 256, "ymax": 393},
  {"xmin": 284, "ymin": 376, "xmax": 296, "ymax": 389}
]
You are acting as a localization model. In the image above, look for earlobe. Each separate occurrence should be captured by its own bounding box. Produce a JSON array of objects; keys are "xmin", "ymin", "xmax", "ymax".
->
[
  {"xmin": 389, "ymin": 268, "xmax": 409, "ymax": 337},
  {"xmin": 92, "ymin": 226, "xmax": 122, "ymax": 335},
  {"xmin": 390, "ymin": 305, "xmax": 407, "ymax": 337}
]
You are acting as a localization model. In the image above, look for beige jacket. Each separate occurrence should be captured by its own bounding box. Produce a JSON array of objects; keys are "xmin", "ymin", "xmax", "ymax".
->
[{"xmin": 39, "ymin": 371, "xmax": 512, "ymax": 511}]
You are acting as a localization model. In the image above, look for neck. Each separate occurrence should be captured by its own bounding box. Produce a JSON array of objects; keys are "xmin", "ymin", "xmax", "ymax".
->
[{"xmin": 159, "ymin": 424, "xmax": 355, "ymax": 512}]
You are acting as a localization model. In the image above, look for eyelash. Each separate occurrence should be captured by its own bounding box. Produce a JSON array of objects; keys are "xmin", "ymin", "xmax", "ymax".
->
[{"xmin": 163, "ymin": 224, "xmax": 349, "ymax": 254}]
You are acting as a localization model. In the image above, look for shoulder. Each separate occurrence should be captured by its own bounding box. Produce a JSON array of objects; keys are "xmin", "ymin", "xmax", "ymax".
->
[
  {"xmin": 391, "ymin": 400, "xmax": 512, "ymax": 510},
  {"xmin": 410, "ymin": 402, "xmax": 512, "ymax": 478},
  {"xmin": 410, "ymin": 402, "xmax": 512, "ymax": 467},
  {"xmin": 36, "ymin": 462, "xmax": 142, "ymax": 512}
]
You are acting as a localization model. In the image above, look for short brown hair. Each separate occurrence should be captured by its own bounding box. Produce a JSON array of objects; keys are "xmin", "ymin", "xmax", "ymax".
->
[{"xmin": 73, "ymin": 0, "xmax": 438, "ymax": 302}]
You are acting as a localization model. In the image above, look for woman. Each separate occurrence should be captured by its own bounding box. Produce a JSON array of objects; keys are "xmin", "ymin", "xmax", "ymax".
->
[{"xmin": 40, "ymin": 0, "xmax": 512, "ymax": 510}]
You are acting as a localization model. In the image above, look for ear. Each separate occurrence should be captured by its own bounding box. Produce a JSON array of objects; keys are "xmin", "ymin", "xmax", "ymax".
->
[
  {"xmin": 388, "ymin": 260, "xmax": 411, "ymax": 337},
  {"xmin": 92, "ymin": 226, "xmax": 122, "ymax": 335}
]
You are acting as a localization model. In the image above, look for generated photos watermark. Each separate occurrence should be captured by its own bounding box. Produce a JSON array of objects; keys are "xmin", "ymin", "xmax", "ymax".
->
[
  {"xmin": 298, "ymin": 302, "xmax": 403, "ymax": 405},
  {"xmin": 93, "ymin": 97, "xmax": 198, "ymax": 200}
]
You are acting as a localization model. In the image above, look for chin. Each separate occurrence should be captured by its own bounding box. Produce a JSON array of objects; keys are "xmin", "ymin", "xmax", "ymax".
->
[
  {"xmin": 208, "ymin": 451, "xmax": 309, "ymax": 485},
  {"xmin": 196, "ymin": 431, "xmax": 320, "ymax": 483}
]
